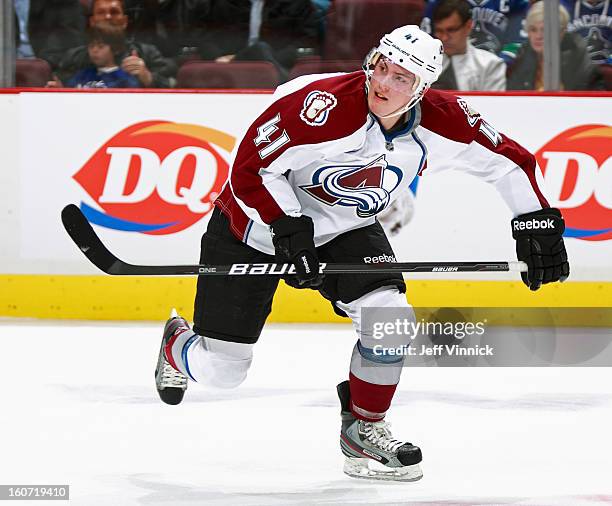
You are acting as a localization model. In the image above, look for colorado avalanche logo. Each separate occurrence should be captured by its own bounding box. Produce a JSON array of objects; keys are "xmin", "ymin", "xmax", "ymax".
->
[
  {"xmin": 300, "ymin": 155, "xmax": 402, "ymax": 218},
  {"xmin": 300, "ymin": 90, "xmax": 337, "ymax": 127}
]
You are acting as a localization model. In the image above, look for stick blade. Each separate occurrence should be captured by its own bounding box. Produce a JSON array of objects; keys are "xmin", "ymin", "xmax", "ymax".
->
[{"xmin": 61, "ymin": 204, "xmax": 118, "ymax": 274}]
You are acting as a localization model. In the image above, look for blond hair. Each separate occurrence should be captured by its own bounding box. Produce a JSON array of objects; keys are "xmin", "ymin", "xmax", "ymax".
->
[{"xmin": 526, "ymin": 1, "xmax": 570, "ymax": 31}]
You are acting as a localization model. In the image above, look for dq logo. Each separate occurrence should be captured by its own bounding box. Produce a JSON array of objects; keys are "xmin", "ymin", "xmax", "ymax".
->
[
  {"xmin": 536, "ymin": 124, "xmax": 612, "ymax": 241},
  {"xmin": 300, "ymin": 155, "xmax": 402, "ymax": 218},
  {"xmin": 73, "ymin": 121, "xmax": 234, "ymax": 235}
]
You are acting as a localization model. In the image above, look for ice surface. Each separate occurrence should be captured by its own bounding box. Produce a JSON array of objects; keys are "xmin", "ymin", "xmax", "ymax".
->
[{"xmin": 1, "ymin": 320, "xmax": 611, "ymax": 506}]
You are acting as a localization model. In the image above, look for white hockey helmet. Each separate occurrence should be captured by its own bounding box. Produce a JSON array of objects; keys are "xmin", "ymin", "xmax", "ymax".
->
[{"xmin": 365, "ymin": 25, "xmax": 444, "ymax": 116}]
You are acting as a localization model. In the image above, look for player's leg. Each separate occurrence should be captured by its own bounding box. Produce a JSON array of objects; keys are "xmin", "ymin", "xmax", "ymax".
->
[
  {"xmin": 335, "ymin": 287, "xmax": 422, "ymax": 481},
  {"xmin": 318, "ymin": 222, "xmax": 422, "ymax": 480},
  {"xmin": 155, "ymin": 207, "xmax": 279, "ymax": 404},
  {"xmin": 159, "ymin": 314, "xmax": 255, "ymax": 390}
]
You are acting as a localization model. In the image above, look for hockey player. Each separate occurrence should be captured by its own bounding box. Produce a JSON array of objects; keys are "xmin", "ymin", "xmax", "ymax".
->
[{"xmin": 155, "ymin": 25, "xmax": 569, "ymax": 481}]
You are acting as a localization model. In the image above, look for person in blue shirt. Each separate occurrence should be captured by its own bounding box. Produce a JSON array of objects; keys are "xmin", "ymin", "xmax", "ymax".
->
[{"xmin": 47, "ymin": 22, "xmax": 139, "ymax": 88}]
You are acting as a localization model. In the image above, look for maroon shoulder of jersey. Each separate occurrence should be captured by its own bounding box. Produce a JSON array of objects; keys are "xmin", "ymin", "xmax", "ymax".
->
[
  {"xmin": 216, "ymin": 71, "xmax": 369, "ymax": 239},
  {"xmin": 419, "ymin": 89, "xmax": 479, "ymax": 144},
  {"xmin": 418, "ymin": 89, "xmax": 549, "ymax": 208}
]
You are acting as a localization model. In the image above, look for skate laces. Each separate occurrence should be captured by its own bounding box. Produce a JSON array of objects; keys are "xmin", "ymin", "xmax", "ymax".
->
[
  {"xmin": 362, "ymin": 420, "xmax": 405, "ymax": 452},
  {"xmin": 160, "ymin": 361, "xmax": 187, "ymax": 389}
]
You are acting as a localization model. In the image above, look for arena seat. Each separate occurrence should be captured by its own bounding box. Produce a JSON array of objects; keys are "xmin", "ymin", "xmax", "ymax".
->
[
  {"xmin": 15, "ymin": 58, "xmax": 52, "ymax": 87},
  {"xmin": 176, "ymin": 61, "xmax": 280, "ymax": 89},
  {"xmin": 323, "ymin": 0, "xmax": 425, "ymax": 61},
  {"xmin": 600, "ymin": 64, "xmax": 612, "ymax": 91},
  {"xmin": 288, "ymin": 59, "xmax": 363, "ymax": 80}
]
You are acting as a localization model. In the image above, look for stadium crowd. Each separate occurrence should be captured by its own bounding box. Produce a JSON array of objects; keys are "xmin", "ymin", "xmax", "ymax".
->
[{"xmin": 10, "ymin": 0, "xmax": 611, "ymax": 90}]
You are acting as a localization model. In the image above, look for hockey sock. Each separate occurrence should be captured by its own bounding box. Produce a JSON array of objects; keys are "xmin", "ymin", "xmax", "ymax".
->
[{"xmin": 349, "ymin": 372, "xmax": 398, "ymax": 422}]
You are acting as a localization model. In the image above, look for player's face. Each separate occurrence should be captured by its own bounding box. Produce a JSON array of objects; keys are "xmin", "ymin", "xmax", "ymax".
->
[
  {"xmin": 434, "ymin": 12, "xmax": 472, "ymax": 56},
  {"xmin": 88, "ymin": 41, "xmax": 115, "ymax": 68},
  {"xmin": 527, "ymin": 21, "xmax": 545, "ymax": 54},
  {"xmin": 368, "ymin": 58, "xmax": 416, "ymax": 120}
]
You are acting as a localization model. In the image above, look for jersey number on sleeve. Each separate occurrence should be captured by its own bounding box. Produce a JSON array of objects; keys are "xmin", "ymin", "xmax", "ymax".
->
[
  {"xmin": 254, "ymin": 113, "xmax": 291, "ymax": 159},
  {"xmin": 479, "ymin": 119, "xmax": 502, "ymax": 147}
]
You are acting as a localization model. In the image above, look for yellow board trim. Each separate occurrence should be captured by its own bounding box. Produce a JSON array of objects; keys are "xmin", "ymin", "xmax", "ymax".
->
[{"xmin": 1, "ymin": 275, "xmax": 610, "ymax": 326}]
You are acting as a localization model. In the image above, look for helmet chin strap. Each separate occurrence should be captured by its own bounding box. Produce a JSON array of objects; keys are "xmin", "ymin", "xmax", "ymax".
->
[{"xmin": 377, "ymin": 102, "xmax": 412, "ymax": 119}]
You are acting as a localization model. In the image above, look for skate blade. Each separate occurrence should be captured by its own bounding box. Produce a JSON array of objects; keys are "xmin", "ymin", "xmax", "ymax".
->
[{"xmin": 343, "ymin": 457, "xmax": 423, "ymax": 482}]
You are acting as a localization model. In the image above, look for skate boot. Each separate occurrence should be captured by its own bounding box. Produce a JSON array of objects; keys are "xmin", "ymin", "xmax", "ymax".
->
[
  {"xmin": 337, "ymin": 380, "xmax": 423, "ymax": 481},
  {"xmin": 154, "ymin": 309, "xmax": 189, "ymax": 405}
]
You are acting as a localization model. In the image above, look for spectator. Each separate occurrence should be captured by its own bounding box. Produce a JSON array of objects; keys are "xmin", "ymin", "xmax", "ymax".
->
[
  {"xmin": 421, "ymin": 0, "xmax": 530, "ymax": 63},
  {"xmin": 48, "ymin": 23, "xmax": 139, "ymax": 88},
  {"xmin": 561, "ymin": 0, "xmax": 611, "ymax": 66},
  {"xmin": 196, "ymin": 0, "xmax": 321, "ymax": 82},
  {"xmin": 430, "ymin": 0, "xmax": 506, "ymax": 90},
  {"xmin": 14, "ymin": 0, "xmax": 85, "ymax": 69},
  {"xmin": 58, "ymin": 0, "xmax": 176, "ymax": 87},
  {"xmin": 507, "ymin": 2, "xmax": 603, "ymax": 90}
]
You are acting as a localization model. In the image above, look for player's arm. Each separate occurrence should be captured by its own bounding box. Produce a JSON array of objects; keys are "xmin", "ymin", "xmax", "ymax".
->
[
  {"xmin": 229, "ymin": 114, "xmax": 303, "ymax": 226},
  {"xmin": 229, "ymin": 108, "xmax": 323, "ymax": 288},
  {"xmin": 467, "ymin": 104, "xmax": 569, "ymax": 290},
  {"xmin": 227, "ymin": 73, "xmax": 367, "ymax": 288},
  {"xmin": 421, "ymin": 93, "xmax": 569, "ymax": 290},
  {"xmin": 228, "ymin": 79, "xmax": 359, "ymax": 226}
]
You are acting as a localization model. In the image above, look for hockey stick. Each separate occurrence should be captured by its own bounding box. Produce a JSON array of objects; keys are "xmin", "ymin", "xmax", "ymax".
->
[{"xmin": 61, "ymin": 204, "xmax": 527, "ymax": 276}]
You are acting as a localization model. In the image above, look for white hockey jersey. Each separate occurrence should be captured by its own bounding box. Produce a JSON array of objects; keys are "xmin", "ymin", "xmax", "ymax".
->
[{"xmin": 215, "ymin": 71, "xmax": 548, "ymax": 255}]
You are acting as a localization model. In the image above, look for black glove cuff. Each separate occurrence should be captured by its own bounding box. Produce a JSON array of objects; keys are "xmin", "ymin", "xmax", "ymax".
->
[
  {"xmin": 270, "ymin": 215, "xmax": 314, "ymax": 240},
  {"xmin": 511, "ymin": 208, "xmax": 565, "ymax": 239}
]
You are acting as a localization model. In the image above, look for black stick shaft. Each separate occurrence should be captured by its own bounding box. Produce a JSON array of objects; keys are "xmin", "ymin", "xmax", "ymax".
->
[
  {"xmin": 61, "ymin": 204, "xmax": 527, "ymax": 276},
  {"xmin": 128, "ymin": 261, "xmax": 524, "ymax": 276}
]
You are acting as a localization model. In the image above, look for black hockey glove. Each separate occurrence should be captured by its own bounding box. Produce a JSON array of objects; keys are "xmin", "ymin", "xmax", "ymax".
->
[
  {"xmin": 270, "ymin": 215, "xmax": 324, "ymax": 289},
  {"xmin": 511, "ymin": 208, "xmax": 570, "ymax": 291}
]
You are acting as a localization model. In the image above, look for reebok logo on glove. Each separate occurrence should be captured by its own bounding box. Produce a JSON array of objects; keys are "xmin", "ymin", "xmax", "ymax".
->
[
  {"xmin": 300, "ymin": 255, "xmax": 311, "ymax": 274},
  {"xmin": 513, "ymin": 218, "xmax": 555, "ymax": 232},
  {"xmin": 510, "ymin": 207, "xmax": 570, "ymax": 291}
]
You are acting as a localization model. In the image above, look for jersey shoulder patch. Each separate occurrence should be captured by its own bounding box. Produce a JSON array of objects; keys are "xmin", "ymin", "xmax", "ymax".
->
[
  {"xmin": 260, "ymin": 71, "xmax": 368, "ymax": 146},
  {"xmin": 235, "ymin": 72, "xmax": 368, "ymax": 167},
  {"xmin": 300, "ymin": 90, "xmax": 338, "ymax": 127}
]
